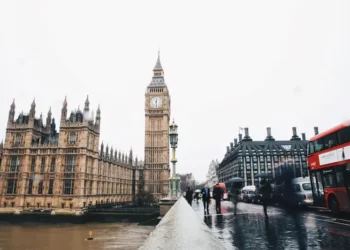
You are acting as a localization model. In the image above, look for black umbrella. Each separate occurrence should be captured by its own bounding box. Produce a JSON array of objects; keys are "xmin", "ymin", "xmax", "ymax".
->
[{"xmin": 227, "ymin": 177, "xmax": 244, "ymax": 183}]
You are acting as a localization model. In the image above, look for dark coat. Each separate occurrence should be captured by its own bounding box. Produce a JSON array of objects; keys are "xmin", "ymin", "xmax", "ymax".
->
[
  {"xmin": 185, "ymin": 189, "xmax": 193, "ymax": 201},
  {"xmin": 213, "ymin": 186, "xmax": 223, "ymax": 200},
  {"xmin": 201, "ymin": 187, "xmax": 211, "ymax": 200}
]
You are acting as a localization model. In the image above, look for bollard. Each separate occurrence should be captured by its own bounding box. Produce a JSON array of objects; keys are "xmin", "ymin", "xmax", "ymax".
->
[{"xmin": 86, "ymin": 231, "xmax": 94, "ymax": 240}]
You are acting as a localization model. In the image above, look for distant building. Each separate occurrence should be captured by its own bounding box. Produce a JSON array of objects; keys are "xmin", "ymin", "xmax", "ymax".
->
[
  {"xmin": 217, "ymin": 127, "xmax": 312, "ymax": 186},
  {"xmin": 0, "ymin": 98, "xmax": 143, "ymax": 212},
  {"xmin": 179, "ymin": 173, "xmax": 195, "ymax": 191},
  {"xmin": 206, "ymin": 160, "xmax": 219, "ymax": 188}
]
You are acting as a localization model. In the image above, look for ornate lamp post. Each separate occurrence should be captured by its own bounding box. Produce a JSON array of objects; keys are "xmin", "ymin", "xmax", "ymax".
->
[{"xmin": 169, "ymin": 119, "xmax": 180, "ymax": 198}]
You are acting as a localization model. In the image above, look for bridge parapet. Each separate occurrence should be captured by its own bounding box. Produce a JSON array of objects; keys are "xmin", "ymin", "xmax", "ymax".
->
[{"xmin": 139, "ymin": 197, "xmax": 227, "ymax": 250}]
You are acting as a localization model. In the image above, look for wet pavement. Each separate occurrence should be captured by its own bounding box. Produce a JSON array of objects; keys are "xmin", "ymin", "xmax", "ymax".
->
[{"xmin": 192, "ymin": 199, "xmax": 350, "ymax": 250}]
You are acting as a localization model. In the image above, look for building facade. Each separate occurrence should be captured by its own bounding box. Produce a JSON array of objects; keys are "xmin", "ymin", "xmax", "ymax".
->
[
  {"xmin": 218, "ymin": 127, "xmax": 310, "ymax": 187},
  {"xmin": 0, "ymin": 97, "xmax": 142, "ymax": 212},
  {"xmin": 206, "ymin": 160, "xmax": 219, "ymax": 189},
  {"xmin": 144, "ymin": 53, "xmax": 171, "ymax": 199},
  {"xmin": 179, "ymin": 173, "xmax": 195, "ymax": 192}
]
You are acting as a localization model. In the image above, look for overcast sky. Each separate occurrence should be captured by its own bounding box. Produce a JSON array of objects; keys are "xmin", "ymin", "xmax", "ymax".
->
[{"xmin": 0, "ymin": 1, "xmax": 349, "ymax": 182}]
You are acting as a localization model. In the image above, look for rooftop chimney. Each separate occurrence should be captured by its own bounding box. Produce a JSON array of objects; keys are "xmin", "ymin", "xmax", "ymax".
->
[
  {"xmin": 267, "ymin": 127, "xmax": 271, "ymax": 137},
  {"xmin": 290, "ymin": 127, "xmax": 301, "ymax": 141},
  {"xmin": 302, "ymin": 133, "xmax": 306, "ymax": 140},
  {"xmin": 244, "ymin": 127, "xmax": 249, "ymax": 137},
  {"xmin": 265, "ymin": 127, "xmax": 275, "ymax": 141},
  {"xmin": 230, "ymin": 142, "xmax": 234, "ymax": 150},
  {"xmin": 239, "ymin": 134, "xmax": 242, "ymax": 142},
  {"xmin": 234, "ymin": 138, "xmax": 238, "ymax": 146},
  {"xmin": 314, "ymin": 127, "xmax": 319, "ymax": 135},
  {"xmin": 242, "ymin": 127, "xmax": 252, "ymax": 141}
]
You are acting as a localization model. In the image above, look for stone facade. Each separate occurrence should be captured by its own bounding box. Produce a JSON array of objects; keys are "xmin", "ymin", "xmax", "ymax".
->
[
  {"xmin": 144, "ymin": 53, "xmax": 171, "ymax": 200},
  {"xmin": 0, "ymin": 97, "xmax": 143, "ymax": 211},
  {"xmin": 206, "ymin": 160, "xmax": 219, "ymax": 189}
]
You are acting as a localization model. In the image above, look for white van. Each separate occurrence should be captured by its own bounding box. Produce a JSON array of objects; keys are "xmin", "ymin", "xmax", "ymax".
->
[
  {"xmin": 291, "ymin": 177, "xmax": 313, "ymax": 206},
  {"xmin": 240, "ymin": 185, "xmax": 256, "ymax": 202}
]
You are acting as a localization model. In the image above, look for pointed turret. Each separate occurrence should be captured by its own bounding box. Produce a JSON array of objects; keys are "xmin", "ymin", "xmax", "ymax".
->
[
  {"xmin": 29, "ymin": 99, "xmax": 36, "ymax": 119},
  {"xmin": 50, "ymin": 118, "xmax": 57, "ymax": 136},
  {"xmin": 39, "ymin": 113, "xmax": 43, "ymax": 126},
  {"xmin": 135, "ymin": 156, "xmax": 138, "ymax": 167},
  {"xmin": 46, "ymin": 107, "xmax": 52, "ymax": 130},
  {"xmin": 110, "ymin": 146, "xmax": 113, "ymax": 160},
  {"xmin": 100, "ymin": 141, "xmax": 104, "ymax": 157},
  {"xmin": 106, "ymin": 144, "xmax": 109, "ymax": 157},
  {"xmin": 118, "ymin": 151, "xmax": 121, "ymax": 162},
  {"xmin": 129, "ymin": 148, "xmax": 133, "ymax": 166},
  {"xmin": 84, "ymin": 95, "xmax": 90, "ymax": 112},
  {"xmin": 61, "ymin": 97, "xmax": 68, "ymax": 124},
  {"xmin": 8, "ymin": 99, "xmax": 15, "ymax": 124},
  {"xmin": 95, "ymin": 105, "xmax": 101, "ymax": 127}
]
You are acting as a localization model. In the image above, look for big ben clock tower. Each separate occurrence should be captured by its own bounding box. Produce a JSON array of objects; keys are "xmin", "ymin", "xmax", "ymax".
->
[{"xmin": 144, "ymin": 52, "xmax": 171, "ymax": 199}]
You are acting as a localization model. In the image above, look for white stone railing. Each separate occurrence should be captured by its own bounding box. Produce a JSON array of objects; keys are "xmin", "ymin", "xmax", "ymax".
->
[{"xmin": 139, "ymin": 197, "xmax": 227, "ymax": 250}]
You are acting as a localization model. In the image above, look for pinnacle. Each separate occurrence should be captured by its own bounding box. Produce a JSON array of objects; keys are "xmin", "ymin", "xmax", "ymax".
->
[{"xmin": 153, "ymin": 50, "xmax": 163, "ymax": 71}]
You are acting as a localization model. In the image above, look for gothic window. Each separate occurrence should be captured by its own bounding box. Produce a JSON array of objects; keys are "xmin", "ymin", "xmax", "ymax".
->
[
  {"xmin": 68, "ymin": 132, "xmax": 77, "ymax": 144},
  {"xmin": 50, "ymin": 157, "xmax": 56, "ymax": 172},
  {"xmin": 31, "ymin": 157, "xmax": 36, "ymax": 172},
  {"xmin": 28, "ymin": 179, "xmax": 33, "ymax": 194},
  {"xmin": 48, "ymin": 180, "xmax": 54, "ymax": 194},
  {"xmin": 38, "ymin": 180, "xmax": 44, "ymax": 194},
  {"xmin": 15, "ymin": 134, "xmax": 22, "ymax": 146},
  {"xmin": 6, "ymin": 179, "xmax": 17, "ymax": 194},
  {"xmin": 41, "ymin": 157, "xmax": 46, "ymax": 173},
  {"xmin": 9, "ymin": 156, "xmax": 19, "ymax": 173},
  {"xmin": 63, "ymin": 179, "xmax": 74, "ymax": 195},
  {"xmin": 65, "ymin": 156, "xmax": 76, "ymax": 173}
]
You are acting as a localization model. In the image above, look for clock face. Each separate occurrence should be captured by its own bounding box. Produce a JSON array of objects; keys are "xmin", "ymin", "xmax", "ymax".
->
[{"xmin": 150, "ymin": 96, "xmax": 162, "ymax": 108}]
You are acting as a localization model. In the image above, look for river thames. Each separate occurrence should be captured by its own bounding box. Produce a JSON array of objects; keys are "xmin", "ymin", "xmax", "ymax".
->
[{"xmin": 0, "ymin": 223, "xmax": 154, "ymax": 250}]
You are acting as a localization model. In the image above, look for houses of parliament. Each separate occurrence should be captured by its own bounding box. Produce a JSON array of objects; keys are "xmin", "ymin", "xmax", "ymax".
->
[
  {"xmin": 0, "ymin": 53, "xmax": 172, "ymax": 212},
  {"xmin": 0, "ymin": 96, "xmax": 144, "ymax": 212}
]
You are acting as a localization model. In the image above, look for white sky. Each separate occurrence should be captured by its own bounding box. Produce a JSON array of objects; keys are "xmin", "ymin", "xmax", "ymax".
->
[{"xmin": 0, "ymin": 1, "xmax": 349, "ymax": 182}]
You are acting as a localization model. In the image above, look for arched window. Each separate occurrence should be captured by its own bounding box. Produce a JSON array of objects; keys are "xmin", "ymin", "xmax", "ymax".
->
[{"xmin": 69, "ymin": 132, "xmax": 77, "ymax": 144}]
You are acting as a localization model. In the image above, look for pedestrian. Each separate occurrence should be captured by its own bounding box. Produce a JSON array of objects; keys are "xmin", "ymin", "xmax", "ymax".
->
[
  {"xmin": 230, "ymin": 183, "xmax": 240, "ymax": 216},
  {"xmin": 213, "ymin": 183, "xmax": 223, "ymax": 213},
  {"xmin": 260, "ymin": 179, "xmax": 272, "ymax": 218},
  {"xmin": 194, "ymin": 192, "xmax": 199, "ymax": 202},
  {"xmin": 185, "ymin": 186, "xmax": 193, "ymax": 206},
  {"xmin": 201, "ymin": 185, "xmax": 211, "ymax": 214}
]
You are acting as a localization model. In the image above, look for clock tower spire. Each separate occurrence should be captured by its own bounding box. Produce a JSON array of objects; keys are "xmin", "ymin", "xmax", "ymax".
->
[{"xmin": 144, "ymin": 52, "xmax": 171, "ymax": 199}]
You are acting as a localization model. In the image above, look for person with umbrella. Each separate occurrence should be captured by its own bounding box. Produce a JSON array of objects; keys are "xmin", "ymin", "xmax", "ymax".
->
[{"xmin": 229, "ymin": 177, "xmax": 244, "ymax": 216}]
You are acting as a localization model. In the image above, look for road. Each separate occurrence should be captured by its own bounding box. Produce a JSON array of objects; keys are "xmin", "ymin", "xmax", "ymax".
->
[{"xmin": 192, "ymin": 199, "xmax": 350, "ymax": 250}]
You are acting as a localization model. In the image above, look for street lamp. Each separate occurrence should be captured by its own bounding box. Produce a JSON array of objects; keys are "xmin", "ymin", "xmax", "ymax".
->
[{"xmin": 169, "ymin": 119, "xmax": 180, "ymax": 198}]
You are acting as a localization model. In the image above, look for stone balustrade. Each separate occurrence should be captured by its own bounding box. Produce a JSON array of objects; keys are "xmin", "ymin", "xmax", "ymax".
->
[{"xmin": 139, "ymin": 197, "xmax": 226, "ymax": 250}]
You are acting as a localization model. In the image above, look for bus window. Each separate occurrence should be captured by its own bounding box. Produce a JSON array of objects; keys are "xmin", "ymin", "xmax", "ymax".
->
[
  {"xmin": 338, "ymin": 127, "xmax": 350, "ymax": 144},
  {"xmin": 315, "ymin": 138, "xmax": 325, "ymax": 152},
  {"xmin": 322, "ymin": 169, "xmax": 336, "ymax": 188},
  {"xmin": 324, "ymin": 132, "xmax": 338, "ymax": 149},
  {"xmin": 335, "ymin": 166, "xmax": 345, "ymax": 187},
  {"xmin": 345, "ymin": 164, "xmax": 350, "ymax": 187},
  {"xmin": 308, "ymin": 141, "xmax": 315, "ymax": 154}
]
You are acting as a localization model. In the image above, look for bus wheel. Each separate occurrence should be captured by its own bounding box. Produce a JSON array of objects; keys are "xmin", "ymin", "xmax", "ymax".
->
[{"xmin": 329, "ymin": 196, "xmax": 340, "ymax": 216}]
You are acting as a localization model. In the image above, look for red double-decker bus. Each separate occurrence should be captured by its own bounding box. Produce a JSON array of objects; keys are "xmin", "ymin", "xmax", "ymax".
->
[{"xmin": 307, "ymin": 121, "xmax": 350, "ymax": 214}]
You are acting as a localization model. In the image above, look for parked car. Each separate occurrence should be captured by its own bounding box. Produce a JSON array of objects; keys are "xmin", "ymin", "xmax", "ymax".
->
[
  {"xmin": 252, "ymin": 188, "xmax": 262, "ymax": 204},
  {"xmin": 243, "ymin": 190, "xmax": 256, "ymax": 202},
  {"xmin": 291, "ymin": 177, "xmax": 313, "ymax": 207}
]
